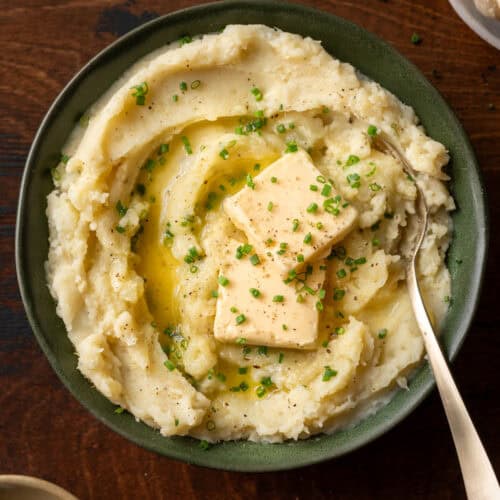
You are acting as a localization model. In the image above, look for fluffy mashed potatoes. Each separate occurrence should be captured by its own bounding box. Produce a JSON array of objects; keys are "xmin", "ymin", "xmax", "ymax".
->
[{"xmin": 46, "ymin": 25, "xmax": 454, "ymax": 443}]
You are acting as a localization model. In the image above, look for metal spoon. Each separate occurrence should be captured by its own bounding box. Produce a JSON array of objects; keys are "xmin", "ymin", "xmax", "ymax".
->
[{"xmin": 373, "ymin": 133, "xmax": 499, "ymax": 500}]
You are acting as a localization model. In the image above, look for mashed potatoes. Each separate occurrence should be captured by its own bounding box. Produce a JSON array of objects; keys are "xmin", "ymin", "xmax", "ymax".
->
[{"xmin": 46, "ymin": 25, "xmax": 454, "ymax": 442}]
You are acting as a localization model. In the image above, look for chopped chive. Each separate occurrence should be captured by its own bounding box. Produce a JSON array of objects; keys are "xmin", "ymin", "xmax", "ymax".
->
[
  {"xmin": 218, "ymin": 275, "xmax": 229, "ymax": 286},
  {"xmin": 251, "ymin": 87, "xmax": 263, "ymax": 101},
  {"xmin": 319, "ymin": 289, "xmax": 326, "ymax": 299},
  {"xmin": 296, "ymin": 294, "xmax": 305, "ymax": 303},
  {"xmin": 258, "ymin": 345, "xmax": 268, "ymax": 355},
  {"xmin": 278, "ymin": 352, "xmax": 284, "ymax": 363},
  {"xmin": 316, "ymin": 175, "xmax": 326, "ymax": 184},
  {"xmin": 181, "ymin": 136, "xmax": 192, "ymax": 154},
  {"xmin": 267, "ymin": 201, "xmax": 274, "ymax": 211},
  {"xmin": 179, "ymin": 35, "xmax": 192, "ymax": 46},
  {"xmin": 316, "ymin": 222, "xmax": 324, "ymax": 230},
  {"xmin": 116, "ymin": 200, "xmax": 127, "ymax": 217},
  {"xmin": 322, "ymin": 106, "xmax": 330, "ymax": 114},
  {"xmin": 179, "ymin": 81, "xmax": 188, "ymax": 91},
  {"xmin": 256, "ymin": 386, "xmax": 266, "ymax": 398},
  {"xmin": 235, "ymin": 126, "xmax": 244, "ymax": 135},
  {"xmin": 219, "ymin": 148, "xmax": 229, "ymax": 160},
  {"xmin": 115, "ymin": 225, "xmax": 126, "ymax": 233},
  {"xmin": 249, "ymin": 288, "xmax": 261, "ymax": 298},
  {"xmin": 238, "ymin": 367, "xmax": 248, "ymax": 374},
  {"xmin": 216, "ymin": 372, "xmax": 226, "ymax": 382},
  {"xmin": 199, "ymin": 440, "xmax": 211, "ymax": 450},
  {"xmin": 271, "ymin": 176, "xmax": 278, "ymax": 183},
  {"xmin": 273, "ymin": 295, "xmax": 284, "ymax": 303},
  {"xmin": 336, "ymin": 268, "xmax": 347, "ymax": 278},
  {"xmin": 316, "ymin": 301, "xmax": 324, "ymax": 311},
  {"xmin": 378, "ymin": 328, "xmax": 388, "ymax": 339},
  {"xmin": 411, "ymin": 32, "xmax": 422, "ymax": 45},
  {"xmin": 143, "ymin": 159, "xmax": 156, "ymax": 173},
  {"xmin": 172, "ymin": 94, "xmax": 179, "ymax": 102},
  {"xmin": 261, "ymin": 376, "xmax": 273, "ymax": 387},
  {"xmin": 246, "ymin": 174, "xmax": 255, "ymax": 189},
  {"xmin": 164, "ymin": 359, "xmax": 175, "ymax": 371},
  {"xmin": 354, "ymin": 257, "xmax": 367, "ymax": 265},
  {"xmin": 367, "ymin": 125, "xmax": 378, "ymax": 137},
  {"xmin": 236, "ymin": 337, "xmax": 247, "ymax": 345},
  {"xmin": 321, "ymin": 184, "xmax": 332, "ymax": 197},
  {"xmin": 250, "ymin": 254, "xmax": 260, "ymax": 266},
  {"xmin": 310, "ymin": 184, "xmax": 318, "ymax": 192},
  {"xmin": 333, "ymin": 288, "xmax": 345, "ymax": 300},
  {"xmin": 304, "ymin": 232, "xmax": 312, "ymax": 245},
  {"xmin": 306, "ymin": 202, "xmax": 318, "ymax": 213},
  {"xmin": 211, "ymin": 290, "xmax": 218, "ymax": 298},
  {"xmin": 335, "ymin": 327, "xmax": 345, "ymax": 335},
  {"xmin": 285, "ymin": 141, "xmax": 298, "ymax": 153},
  {"xmin": 345, "ymin": 155, "xmax": 360, "ymax": 167},
  {"xmin": 276, "ymin": 124, "xmax": 286, "ymax": 134},
  {"xmin": 297, "ymin": 254, "xmax": 304, "ymax": 263},
  {"xmin": 372, "ymin": 238, "xmax": 380, "ymax": 246},
  {"xmin": 236, "ymin": 243, "xmax": 253, "ymax": 259},
  {"xmin": 230, "ymin": 306, "xmax": 238, "ymax": 313},
  {"xmin": 292, "ymin": 219, "xmax": 300, "ymax": 232},
  {"xmin": 190, "ymin": 265, "xmax": 198, "ymax": 273},
  {"xmin": 131, "ymin": 81, "xmax": 148, "ymax": 105},
  {"xmin": 236, "ymin": 314, "xmax": 246, "ymax": 325},
  {"xmin": 369, "ymin": 183, "xmax": 382, "ymax": 191},
  {"xmin": 322, "ymin": 366, "xmax": 337, "ymax": 381},
  {"xmin": 114, "ymin": 406, "xmax": 125, "ymax": 414},
  {"xmin": 347, "ymin": 173, "xmax": 361, "ymax": 188},
  {"xmin": 366, "ymin": 166, "xmax": 377, "ymax": 177}
]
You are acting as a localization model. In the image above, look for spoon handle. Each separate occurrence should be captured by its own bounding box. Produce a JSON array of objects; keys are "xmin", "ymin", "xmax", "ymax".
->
[{"xmin": 407, "ymin": 267, "xmax": 500, "ymax": 500}]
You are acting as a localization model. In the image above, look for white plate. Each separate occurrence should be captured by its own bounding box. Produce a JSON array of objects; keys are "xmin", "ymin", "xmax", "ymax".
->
[{"xmin": 449, "ymin": 0, "xmax": 500, "ymax": 49}]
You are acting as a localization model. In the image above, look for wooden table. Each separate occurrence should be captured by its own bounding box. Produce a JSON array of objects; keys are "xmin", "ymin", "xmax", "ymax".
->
[{"xmin": 1, "ymin": 1, "xmax": 498, "ymax": 498}]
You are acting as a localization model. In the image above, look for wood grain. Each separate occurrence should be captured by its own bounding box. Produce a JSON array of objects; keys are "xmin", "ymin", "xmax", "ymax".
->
[{"xmin": 1, "ymin": 1, "xmax": 499, "ymax": 499}]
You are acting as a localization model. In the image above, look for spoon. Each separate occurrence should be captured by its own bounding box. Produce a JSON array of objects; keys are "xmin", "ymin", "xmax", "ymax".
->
[{"xmin": 372, "ymin": 133, "xmax": 499, "ymax": 500}]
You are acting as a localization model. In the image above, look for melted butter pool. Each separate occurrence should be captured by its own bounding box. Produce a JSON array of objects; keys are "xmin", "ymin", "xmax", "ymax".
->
[{"xmin": 134, "ymin": 118, "xmax": 279, "ymax": 389}]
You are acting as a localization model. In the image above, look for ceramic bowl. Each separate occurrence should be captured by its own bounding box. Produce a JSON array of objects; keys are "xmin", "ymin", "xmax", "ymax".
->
[
  {"xmin": 0, "ymin": 475, "xmax": 77, "ymax": 500},
  {"xmin": 16, "ymin": 0, "xmax": 488, "ymax": 471}
]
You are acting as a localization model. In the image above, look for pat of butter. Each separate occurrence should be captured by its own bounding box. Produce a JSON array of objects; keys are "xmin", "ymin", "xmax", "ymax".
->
[
  {"xmin": 213, "ymin": 239, "xmax": 326, "ymax": 349},
  {"xmin": 224, "ymin": 150, "xmax": 358, "ymax": 273}
]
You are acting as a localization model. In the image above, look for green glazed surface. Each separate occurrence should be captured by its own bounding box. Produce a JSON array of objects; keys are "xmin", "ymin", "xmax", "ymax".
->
[{"xmin": 16, "ymin": 0, "xmax": 488, "ymax": 471}]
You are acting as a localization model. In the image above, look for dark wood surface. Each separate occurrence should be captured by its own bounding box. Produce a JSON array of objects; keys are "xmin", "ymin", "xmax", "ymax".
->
[{"xmin": 1, "ymin": 1, "xmax": 499, "ymax": 498}]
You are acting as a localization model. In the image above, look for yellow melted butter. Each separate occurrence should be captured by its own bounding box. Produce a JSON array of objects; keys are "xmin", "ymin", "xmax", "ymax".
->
[{"xmin": 134, "ymin": 119, "xmax": 279, "ymax": 396}]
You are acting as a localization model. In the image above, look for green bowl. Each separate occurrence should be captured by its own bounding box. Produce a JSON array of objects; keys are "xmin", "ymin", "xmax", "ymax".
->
[{"xmin": 16, "ymin": 0, "xmax": 488, "ymax": 471}]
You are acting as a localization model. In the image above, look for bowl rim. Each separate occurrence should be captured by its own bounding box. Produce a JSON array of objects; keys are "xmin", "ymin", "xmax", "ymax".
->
[{"xmin": 15, "ymin": 0, "xmax": 489, "ymax": 472}]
